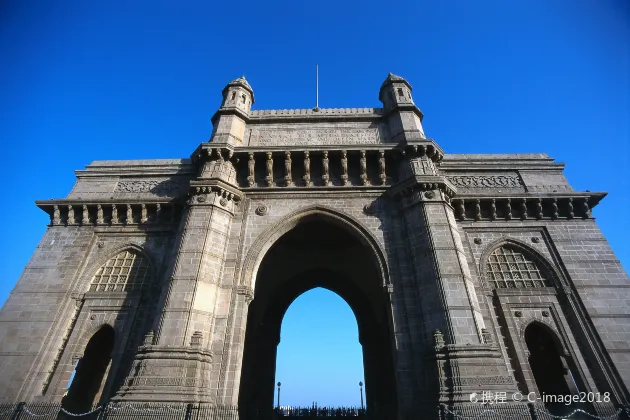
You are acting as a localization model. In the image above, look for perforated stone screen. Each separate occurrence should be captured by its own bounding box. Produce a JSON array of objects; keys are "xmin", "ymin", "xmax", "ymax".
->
[
  {"xmin": 486, "ymin": 246, "xmax": 549, "ymax": 289},
  {"xmin": 90, "ymin": 250, "xmax": 151, "ymax": 292}
]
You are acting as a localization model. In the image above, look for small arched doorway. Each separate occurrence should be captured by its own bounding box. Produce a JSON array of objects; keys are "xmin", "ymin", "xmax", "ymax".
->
[
  {"xmin": 238, "ymin": 215, "xmax": 397, "ymax": 420},
  {"xmin": 63, "ymin": 325, "xmax": 115, "ymax": 413},
  {"xmin": 525, "ymin": 323, "xmax": 573, "ymax": 409}
]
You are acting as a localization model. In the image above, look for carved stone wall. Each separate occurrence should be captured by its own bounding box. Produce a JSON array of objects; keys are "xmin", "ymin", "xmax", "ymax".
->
[
  {"xmin": 445, "ymin": 173, "xmax": 525, "ymax": 193},
  {"xmin": 1, "ymin": 76, "xmax": 628, "ymax": 417},
  {"xmin": 244, "ymin": 122, "xmax": 387, "ymax": 146}
]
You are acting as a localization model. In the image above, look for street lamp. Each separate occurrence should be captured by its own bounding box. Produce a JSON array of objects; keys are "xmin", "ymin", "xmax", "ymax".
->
[
  {"xmin": 359, "ymin": 381, "xmax": 364, "ymax": 410},
  {"xmin": 277, "ymin": 382, "xmax": 281, "ymax": 409}
]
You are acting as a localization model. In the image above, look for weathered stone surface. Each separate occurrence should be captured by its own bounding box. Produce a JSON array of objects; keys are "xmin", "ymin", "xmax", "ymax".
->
[{"xmin": 0, "ymin": 74, "xmax": 628, "ymax": 419}]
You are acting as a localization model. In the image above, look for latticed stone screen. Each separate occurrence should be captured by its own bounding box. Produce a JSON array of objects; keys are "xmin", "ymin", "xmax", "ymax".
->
[
  {"xmin": 90, "ymin": 250, "xmax": 151, "ymax": 292},
  {"xmin": 486, "ymin": 246, "xmax": 549, "ymax": 288}
]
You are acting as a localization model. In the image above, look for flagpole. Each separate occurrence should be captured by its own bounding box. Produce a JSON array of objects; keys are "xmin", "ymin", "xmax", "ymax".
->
[{"xmin": 315, "ymin": 64, "xmax": 319, "ymax": 111}]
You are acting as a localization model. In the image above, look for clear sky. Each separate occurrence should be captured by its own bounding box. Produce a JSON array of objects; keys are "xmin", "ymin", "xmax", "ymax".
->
[{"xmin": 1, "ymin": 0, "xmax": 628, "ymax": 407}]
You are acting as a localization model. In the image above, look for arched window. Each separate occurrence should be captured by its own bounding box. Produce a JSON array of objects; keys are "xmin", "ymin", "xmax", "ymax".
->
[
  {"xmin": 486, "ymin": 245, "xmax": 550, "ymax": 289},
  {"xmin": 90, "ymin": 249, "xmax": 151, "ymax": 292}
]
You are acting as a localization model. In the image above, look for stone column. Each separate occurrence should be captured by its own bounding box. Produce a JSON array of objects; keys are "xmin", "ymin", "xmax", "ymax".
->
[
  {"xmin": 392, "ymin": 144, "xmax": 520, "ymax": 407},
  {"xmin": 395, "ymin": 148, "xmax": 483, "ymax": 345},
  {"xmin": 115, "ymin": 154, "xmax": 242, "ymax": 403}
]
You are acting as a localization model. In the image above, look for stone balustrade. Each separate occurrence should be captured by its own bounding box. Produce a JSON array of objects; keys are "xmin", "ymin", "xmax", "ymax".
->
[{"xmin": 35, "ymin": 201, "xmax": 182, "ymax": 226}]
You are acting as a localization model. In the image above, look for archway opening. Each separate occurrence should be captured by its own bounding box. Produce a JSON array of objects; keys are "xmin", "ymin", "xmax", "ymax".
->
[
  {"xmin": 239, "ymin": 216, "xmax": 397, "ymax": 420},
  {"xmin": 63, "ymin": 325, "xmax": 115, "ymax": 413},
  {"xmin": 274, "ymin": 287, "xmax": 365, "ymax": 408},
  {"xmin": 525, "ymin": 323, "xmax": 573, "ymax": 410}
]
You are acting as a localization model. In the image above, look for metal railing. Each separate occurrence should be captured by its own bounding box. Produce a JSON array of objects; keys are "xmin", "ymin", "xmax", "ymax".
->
[{"xmin": 0, "ymin": 402, "xmax": 627, "ymax": 420}]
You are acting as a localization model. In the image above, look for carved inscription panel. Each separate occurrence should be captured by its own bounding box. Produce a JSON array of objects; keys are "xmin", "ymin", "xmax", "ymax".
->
[{"xmin": 247, "ymin": 125, "xmax": 384, "ymax": 146}]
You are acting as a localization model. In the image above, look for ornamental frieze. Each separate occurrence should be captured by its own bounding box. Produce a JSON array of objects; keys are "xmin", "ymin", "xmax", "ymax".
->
[
  {"xmin": 114, "ymin": 180, "xmax": 187, "ymax": 195},
  {"xmin": 247, "ymin": 127, "xmax": 382, "ymax": 146},
  {"xmin": 446, "ymin": 174, "xmax": 524, "ymax": 189}
]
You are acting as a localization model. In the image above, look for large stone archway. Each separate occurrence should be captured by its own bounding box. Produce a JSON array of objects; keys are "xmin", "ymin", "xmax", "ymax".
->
[{"xmin": 238, "ymin": 215, "xmax": 398, "ymax": 419}]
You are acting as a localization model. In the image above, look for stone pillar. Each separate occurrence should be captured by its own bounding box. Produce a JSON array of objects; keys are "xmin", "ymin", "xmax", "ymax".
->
[
  {"xmin": 395, "ymin": 148, "xmax": 483, "ymax": 345},
  {"xmin": 115, "ymin": 154, "xmax": 242, "ymax": 403},
  {"xmin": 392, "ymin": 144, "xmax": 520, "ymax": 407}
]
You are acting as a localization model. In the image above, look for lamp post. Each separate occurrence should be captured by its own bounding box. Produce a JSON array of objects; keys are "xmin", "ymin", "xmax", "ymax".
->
[
  {"xmin": 359, "ymin": 381, "xmax": 364, "ymax": 410},
  {"xmin": 277, "ymin": 382, "xmax": 281, "ymax": 410}
]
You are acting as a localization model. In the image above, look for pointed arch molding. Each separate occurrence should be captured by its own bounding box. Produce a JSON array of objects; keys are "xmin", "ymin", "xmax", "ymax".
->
[
  {"xmin": 78, "ymin": 242, "xmax": 158, "ymax": 294},
  {"xmin": 478, "ymin": 237, "xmax": 566, "ymax": 291},
  {"xmin": 519, "ymin": 318, "xmax": 568, "ymax": 353},
  {"xmin": 240, "ymin": 205, "xmax": 391, "ymax": 292}
]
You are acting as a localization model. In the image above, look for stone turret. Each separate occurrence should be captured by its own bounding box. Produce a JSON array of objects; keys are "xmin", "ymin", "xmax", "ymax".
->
[
  {"xmin": 210, "ymin": 76, "xmax": 254, "ymax": 146},
  {"xmin": 378, "ymin": 73, "xmax": 426, "ymax": 142}
]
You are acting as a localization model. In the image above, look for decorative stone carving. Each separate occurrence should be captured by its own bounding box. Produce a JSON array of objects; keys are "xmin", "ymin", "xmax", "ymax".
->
[
  {"xmin": 197, "ymin": 195, "xmax": 206, "ymax": 203},
  {"xmin": 542, "ymin": 311, "xmax": 549, "ymax": 317},
  {"xmin": 473, "ymin": 238, "xmax": 482, "ymax": 245},
  {"xmin": 446, "ymin": 174, "xmax": 523, "ymax": 189},
  {"xmin": 190, "ymin": 331, "xmax": 202, "ymax": 347},
  {"xmin": 341, "ymin": 150, "xmax": 348, "ymax": 186},
  {"xmin": 531, "ymin": 237, "xmax": 540, "ymax": 243},
  {"xmin": 155, "ymin": 203, "xmax": 162, "ymax": 223},
  {"xmin": 96, "ymin": 204, "xmax": 104, "ymax": 225},
  {"xmin": 247, "ymin": 153, "xmax": 255, "ymax": 187},
  {"xmin": 141, "ymin": 204, "xmax": 148, "ymax": 223},
  {"xmin": 459, "ymin": 200, "xmax": 466, "ymax": 221},
  {"xmin": 219, "ymin": 197, "xmax": 228, "ymax": 207},
  {"xmin": 143, "ymin": 330, "xmax": 155, "ymax": 346},
  {"xmin": 284, "ymin": 151, "xmax": 293, "ymax": 186},
  {"xmin": 255, "ymin": 205, "xmax": 269, "ymax": 216},
  {"xmin": 515, "ymin": 311, "xmax": 523, "ymax": 317},
  {"xmin": 457, "ymin": 376, "xmax": 513, "ymax": 386},
  {"xmin": 434, "ymin": 329, "xmax": 445, "ymax": 348},
  {"xmin": 552, "ymin": 198, "xmax": 559, "ymax": 220},
  {"xmin": 379, "ymin": 150, "xmax": 386, "ymax": 185},
  {"xmin": 67, "ymin": 205, "xmax": 75, "ymax": 225},
  {"xmin": 303, "ymin": 151, "xmax": 311, "ymax": 187},
  {"xmin": 82, "ymin": 205, "xmax": 90, "ymax": 226},
  {"xmin": 266, "ymin": 152, "xmax": 273, "ymax": 187},
  {"xmin": 126, "ymin": 204, "xmax": 133, "ymax": 225},
  {"xmin": 322, "ymin": 151, "xmax": 330, "ymax": 186},
  {"xmin": 583, "ymin": 198, "xmax": 591, "ymax": 218},
  {"xmin": 424, "ymin": 190, "xmax": 435, "ymax": 199},
  {"xmin": 536, "ymin": 198, "xmax": 543, "ymax": 219},
  {"xmin": 111, "ymin": 204, "xmax": 119, "ymax": 224},
  {"xmin": 475, "ymin": 199, "xmax": 481, "ymax": 221},
  {"xmin": 490, "ymin": 199, "xmax": 497, "ymax": 221},
  {"xmin": 115, "ymin": 180, "xmax": 186, "ymax": 195},
  {"xmin": 248, "ymin": 127, "xmax": 380, "ymax": 146},
  {"xmin": 360, "ymin": 150, "xmax": 368, "ymax": 185},
  {"xmin": 567, "ymin": 198, "xmax": 574, "ymax": 219},
  {"xmin": 505, "ymin": 198, "xmax": 512, "ymax": 220},
  {"xmin": 520, "ymin": 199, "xmax": 528, "ymax": 220},
  {"xmin": 52, "ymin": 205, "xmax": 61, "ymax": 225}
]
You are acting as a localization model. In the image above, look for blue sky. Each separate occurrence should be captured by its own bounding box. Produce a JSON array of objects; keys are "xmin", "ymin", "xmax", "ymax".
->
[{"xmin": 1, "ymin": 0, "xmax": 628, "ymax": 407}]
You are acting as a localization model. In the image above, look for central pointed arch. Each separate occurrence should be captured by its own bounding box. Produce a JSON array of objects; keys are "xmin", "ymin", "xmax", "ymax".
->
[
  {"xmin": 240, "ymin": 205, "xmax": 391, "ymax": 293},
  {"xmin": 237, "ymin": 205, "xmax": 398, "ymax": 419}
]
